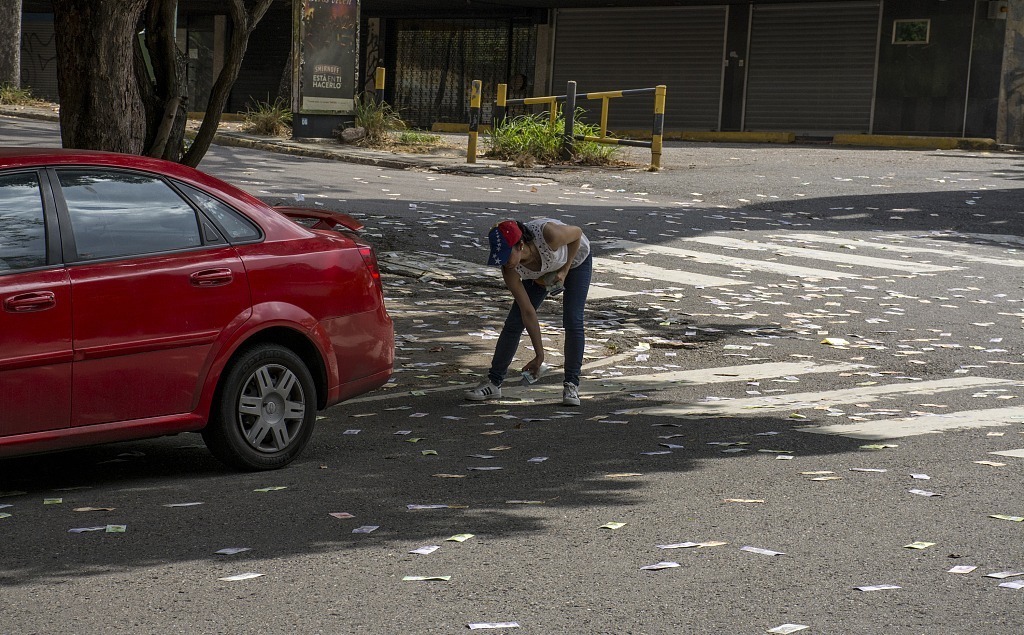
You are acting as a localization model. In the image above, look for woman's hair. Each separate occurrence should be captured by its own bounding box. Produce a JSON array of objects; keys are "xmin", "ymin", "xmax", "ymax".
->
[{"xmin": 515, "ymin": 220, "xmax": 534, "ymax": 244}]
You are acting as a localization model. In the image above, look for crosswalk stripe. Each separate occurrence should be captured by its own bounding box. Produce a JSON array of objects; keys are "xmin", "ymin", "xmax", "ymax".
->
[
  {"xmin": 596, "ymin": 361, "xmax": 869, "ymax": 390},
  {"xmin": 683, "ymin": 235, "xmax": 959, "ymax": 273},
  {"xmin": 618, "ymin": 377, "xmax": 1014, "ymax": 418},
  {"xmin": 510, "ymin": 360, "xmax": 870, "ymax": 399},
  {"xmin": 773, "ymin": 233, "xmax": 1024, "ymax": 268},
  {"xmin": 599, "ymin": 239, "xmax": 862, "ymax": 280},
  {"xmin": 341, "ymin": 361, "xmax": 869, "ymax": 404},
  {"xmin": 593, "ymin": 258, "xmax": 748, "ymax": 288},
  {"xmin": 799, "ymin": 406, "xmax": 1024, "ymax": 440}
]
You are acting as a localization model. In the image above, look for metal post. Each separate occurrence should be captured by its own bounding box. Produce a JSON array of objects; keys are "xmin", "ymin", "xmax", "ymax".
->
[
  {"xmin": 599, "ymin": 96, "xmax": 610, "ymax": 138},
  {"xmin": 495, "ymin": 83, "xmax": 507, "ymax": 128},
  {"xmin": 468, "ymin": 79, "xmax": 482, "ymax": 164},
  {"xmin": 651, "ymin": 84, "xmax": 666, "ymax": 170},
  {"xmin": 562, "ymin": 80, "xmax": 576, "ymax": 160},
  {"xmin": 375, "ymin": 67, "xmax": 386, "ymax": 105}
]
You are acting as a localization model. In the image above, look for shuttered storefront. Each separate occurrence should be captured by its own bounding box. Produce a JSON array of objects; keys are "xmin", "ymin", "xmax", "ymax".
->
[
  {"xmin": 20, "ymin": 14, "xmax": 59, "ymax": 102},
  {"xmin": 552, "ymin": 7, "xmax": 727, "ymax": 132},
  {"xmin": 744, "ymin": 1, "xmax": 881, "ymax": 134}
]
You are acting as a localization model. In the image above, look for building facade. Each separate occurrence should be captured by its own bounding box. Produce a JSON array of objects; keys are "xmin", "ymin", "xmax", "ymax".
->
[{"xmin": 18, "ymin": 0, "xmax": 1024, "ymax": 141}]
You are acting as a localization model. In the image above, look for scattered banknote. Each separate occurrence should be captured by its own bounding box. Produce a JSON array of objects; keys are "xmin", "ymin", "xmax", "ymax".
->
[
  {"xmin": 640, "ymin": 561, "xmax": 680, "ymax": 571},
  {"xmin": 219, "ymin": 572, "xmax": 263, "ymax": 582}
]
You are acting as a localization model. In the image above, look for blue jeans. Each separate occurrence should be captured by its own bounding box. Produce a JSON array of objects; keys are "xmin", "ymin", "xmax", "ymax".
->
[{"xmin": 488, "ymin": 254, "xmax": 592, "ymax": 387}]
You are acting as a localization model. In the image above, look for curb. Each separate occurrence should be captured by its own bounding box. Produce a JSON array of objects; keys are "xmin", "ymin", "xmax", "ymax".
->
[
  {"xmin": 210, "ymin": 132, "xmax": 421, "ymax": 170},
  {"xmin": 832, "ymin": 133, "xmax": 998, "ymax": 151},
  {"xmin": 0, "ymin": 108, "xmax": 59, "ymax": 123}
]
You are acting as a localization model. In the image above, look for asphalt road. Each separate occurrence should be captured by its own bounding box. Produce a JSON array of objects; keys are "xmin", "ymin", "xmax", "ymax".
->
[{"xmin": 2, "ymin": 117, "xmax": 1024, "ymax": 634}]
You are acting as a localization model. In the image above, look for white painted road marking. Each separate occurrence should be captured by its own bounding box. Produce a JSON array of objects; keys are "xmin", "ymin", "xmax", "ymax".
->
[
  {"xmin": 593, "ymin": 258, "xmax": 748, "ymax": 288},
  {"xmin": 683, "ymin": 235, "xmax": 960, "ymax": 273},
  {"xmin": 342, "ymin": 361, "xmax": 870, "ymax": 404},
  {"xmin": 773, "ymin": 233, "xmax": 1024, "ymax": 268},
  {"xmin": 800, "ymin": 406, "xmax": 1024, "ymax": 440},
  {"xmin": 619, "ymin": 377, "xmax": 1014, "ymax": 418},
  {"xmin": 599, "ymin": 239, "xmax": 864, "ymax": 280}
]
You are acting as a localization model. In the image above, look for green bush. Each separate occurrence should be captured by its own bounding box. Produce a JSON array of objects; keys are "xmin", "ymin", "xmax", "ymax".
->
[
  {"xmin": 242, "ymin": 98, "xmax": 292, "ymax": 136},
  {"xmin": 486, "ymin": 107, "xmax": 618, "ymax": 167},
  {"xmin": 354, "ymin": 93, "xmax": 405, "ymax": 146},
  {"xmin": 0, "ymin": 84, "xmax": 40, "ymax": 106}
]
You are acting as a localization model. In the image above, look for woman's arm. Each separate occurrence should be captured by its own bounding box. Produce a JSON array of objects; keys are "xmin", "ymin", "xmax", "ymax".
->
[
  {"xmin": 502, "ymin": 266, "xmax": 545, "ymax": 372},
  {"xmin": 543, "ymin": 222, "xmax": 584, "ymax": 283}
]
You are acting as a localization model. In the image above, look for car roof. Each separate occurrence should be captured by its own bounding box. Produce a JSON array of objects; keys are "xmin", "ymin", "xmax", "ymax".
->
[
  {"xmin": 0, "ymin": 147, "xmax": 198, "ymax": 178},
  {"xmin": 0, "ymin": 147, "xmax": 315, "ymax": 241}
]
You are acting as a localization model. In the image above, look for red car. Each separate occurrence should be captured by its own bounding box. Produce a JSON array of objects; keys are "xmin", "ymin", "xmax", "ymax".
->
[{"xmin": 0, "ymin": 148, "xmax": 393, "ymax": 470}]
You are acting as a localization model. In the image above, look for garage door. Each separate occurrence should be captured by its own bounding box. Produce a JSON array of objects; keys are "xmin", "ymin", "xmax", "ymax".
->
[
  {"xmin": 552, "ymin": 7, "xmax": 727, "ymax": 132},
  {"xmin": 744, "ymin": 1, "xmax": 881, "ymax": 135}
]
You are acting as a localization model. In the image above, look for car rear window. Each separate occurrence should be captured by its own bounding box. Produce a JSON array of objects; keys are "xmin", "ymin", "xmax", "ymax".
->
[
  {"xmin": 175, "ymin": 182, "xmax": 262, "ymax": 243},
  {"xmin": 57, "ymin": 170, "xmax": 202, "ymax": 261},
  {"xmin": 0, "ymin": 172, "xmax": 47, "ymax": 272}
]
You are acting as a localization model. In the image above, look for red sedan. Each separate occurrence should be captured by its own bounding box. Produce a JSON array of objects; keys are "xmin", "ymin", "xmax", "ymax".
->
[{"xmin": 0, "ymin": 149, "xmax": 393, "ymax": 470}]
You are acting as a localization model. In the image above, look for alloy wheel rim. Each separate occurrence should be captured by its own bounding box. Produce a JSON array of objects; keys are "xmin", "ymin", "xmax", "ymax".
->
[{"xmin": 236, "ymin": 363, "xmax": 305, "ymax": 453}]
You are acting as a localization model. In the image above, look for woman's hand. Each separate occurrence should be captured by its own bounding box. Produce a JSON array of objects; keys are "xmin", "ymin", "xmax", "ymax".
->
[{"xmin": 522, "ymin": 355, "xmax": 545, "ymax": 376}]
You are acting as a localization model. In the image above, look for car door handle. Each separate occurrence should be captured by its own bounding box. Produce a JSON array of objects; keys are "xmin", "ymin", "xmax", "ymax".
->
[
  {"xmin": 3, "ymin": 291, "xmax": 57, "ymax": 313},
  {"xmin": 189, "ymin": 268, "xmax": 234, "ymax": 287}
]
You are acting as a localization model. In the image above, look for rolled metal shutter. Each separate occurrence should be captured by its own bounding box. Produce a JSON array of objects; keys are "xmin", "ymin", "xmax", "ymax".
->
[
  {"xmin": 552, "ymin": 7, "xmax": 726, "ymax": 132},
  {"xmin": 20, "ymin": 14, "xmax": 59, "ymax": 102},
  {"xmin": 744, "ymin": 1, "xmax": 880, "ymax": 134}
]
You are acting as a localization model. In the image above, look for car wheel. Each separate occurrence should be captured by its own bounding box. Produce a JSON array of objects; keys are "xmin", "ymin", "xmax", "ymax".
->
[{"xmin": 203, "ymin": 344, "xmax": 317, "ymax": 471}]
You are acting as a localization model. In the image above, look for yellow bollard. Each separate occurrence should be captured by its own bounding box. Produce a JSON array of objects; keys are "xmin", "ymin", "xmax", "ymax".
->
[
  {"xmin": 467, "ymin": 79, "xmax": 482, "ymax": 164},
  {"xmin": 599, "ymin": 97, "xmax": 610, "ymax": 139},
  {"xmin": 375, "ymin": 67, "xmax": 386, "ymax": 104},
  {"xmin": 495, "ymin": 83, "xmax": 508, "ymax": 129},
  {"xmin": 651, "ymin": 84, "xmax": 666, "ymax": 170}
]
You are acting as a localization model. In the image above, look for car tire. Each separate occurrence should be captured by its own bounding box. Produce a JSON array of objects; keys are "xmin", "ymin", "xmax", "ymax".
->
[{"xmin": 203, "ymin": 344, "xmax": 318, "ymax": 471}]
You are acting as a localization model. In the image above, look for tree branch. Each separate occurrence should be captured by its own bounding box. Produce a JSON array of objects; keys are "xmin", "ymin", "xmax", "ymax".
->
[{"xmin": 183, "ymin": 0, "xmax": 275, "ymax": 167}]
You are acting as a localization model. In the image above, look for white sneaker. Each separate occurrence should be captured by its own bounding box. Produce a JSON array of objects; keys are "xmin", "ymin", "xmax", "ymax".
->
[
  {"xmin": 465, "ymin": 380, "xmax": 501, "ymax": 401},
  {"xmin": 562, "ymin": 382, "xmax": 580, "ymax": 406}
]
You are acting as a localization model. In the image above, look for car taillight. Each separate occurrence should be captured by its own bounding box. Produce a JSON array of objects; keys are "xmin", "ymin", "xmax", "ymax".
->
[{"xmin": 358, "ymin": 245, "xmax": 384, "ymax": 299}]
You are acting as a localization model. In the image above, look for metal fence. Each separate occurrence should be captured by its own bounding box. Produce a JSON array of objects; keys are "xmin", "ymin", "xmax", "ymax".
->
[{"xmin": 388, "ymin": 18, "xmax": 536, "ymax": 129}]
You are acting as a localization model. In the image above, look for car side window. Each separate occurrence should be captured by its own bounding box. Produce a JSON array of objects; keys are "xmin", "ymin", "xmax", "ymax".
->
[
  {"xmin": 175, "ymin": 182, "xmax": 262, "ymax": 243},
  {"xmin": 0, "ymin": 172, "xmax": 47, "ymax": 272},
  {"xmin": 57, "ymin": 170, "xmax": 202, "ymax": 261}
]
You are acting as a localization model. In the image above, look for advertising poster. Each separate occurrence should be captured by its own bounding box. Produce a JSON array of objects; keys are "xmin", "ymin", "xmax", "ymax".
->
[{"xmin": 295, "ymin": 0, "xmax": 358, "ymax": 114}]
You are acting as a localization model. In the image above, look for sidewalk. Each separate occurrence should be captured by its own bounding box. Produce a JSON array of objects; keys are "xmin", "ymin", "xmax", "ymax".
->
[
  {"xmin": 0, "ymin": 103, "xmax": 516, "ymax": 175},
  {"xmin": 0, "ymin": 102, "xmax": 1005, "ymax": 175}
]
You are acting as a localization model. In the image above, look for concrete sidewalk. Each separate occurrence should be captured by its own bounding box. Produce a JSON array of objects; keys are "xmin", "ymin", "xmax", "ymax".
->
[{"xmin": 0, "ymin": 102, "xmax": 1004, "ymax": 176}]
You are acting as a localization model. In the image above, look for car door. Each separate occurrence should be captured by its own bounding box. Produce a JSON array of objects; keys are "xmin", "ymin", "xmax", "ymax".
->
[
  {"xmin": 52, "ymin": 168, "xmax": 251, "ymax": 427},
  {"xmin": 0, "ymin": 169, "xmax": 72, "ymax": 436}
]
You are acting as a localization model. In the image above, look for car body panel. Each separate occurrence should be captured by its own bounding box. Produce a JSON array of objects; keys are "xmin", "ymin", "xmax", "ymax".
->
[
  {"xmin": 0, "ymin": 268, "xmax": 73, "ymax": 435},
  {"xmin": 0, "ymin": 148, "xmax": 394, "ymax": 462},
  {"xmin": 68, "ymin": 248, "xmax": 250, "ymax": 426}
]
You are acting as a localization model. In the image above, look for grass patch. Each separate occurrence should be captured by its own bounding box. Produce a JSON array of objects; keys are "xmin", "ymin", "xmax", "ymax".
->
[
  {"xmin": 486, "ymin": 107, "xmax": 618, "ymax": 167},
  {"xmin": 354, "ymin": 93, "xmax": 405, "ymax": 146},
  {"xmin": 241, "ymin": 98, "xmax": 292, "ymax": 136},
  {"xmin": 398, "ymin": 130, "xmax": 441, "ymax": 145},
  {"xmin": 0, "ymin": 84, "xmax": 43, "ymax": 106}
]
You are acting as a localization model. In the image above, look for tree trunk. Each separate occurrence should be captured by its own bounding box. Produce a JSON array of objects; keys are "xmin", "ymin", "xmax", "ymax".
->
[
  {"xmin": 0, "ymin": 0, "xmax": 22, "ymax": 87},
  {"xmin": 182, "ymin": 0, "xmax": 274, "ymax": 167},
  {"xmin": 141, "ymin": 0, "xmax": 188, "ymax": 160},
  {"xmin": 53, "ymin": 0, "xmax": 148, "ymax": 153}
]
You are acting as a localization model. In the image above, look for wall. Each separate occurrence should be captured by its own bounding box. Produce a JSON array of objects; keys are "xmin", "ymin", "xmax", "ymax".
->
[{"xmin": 874, "ymin": 0, "xmax": 1003, "ymax": 136}]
